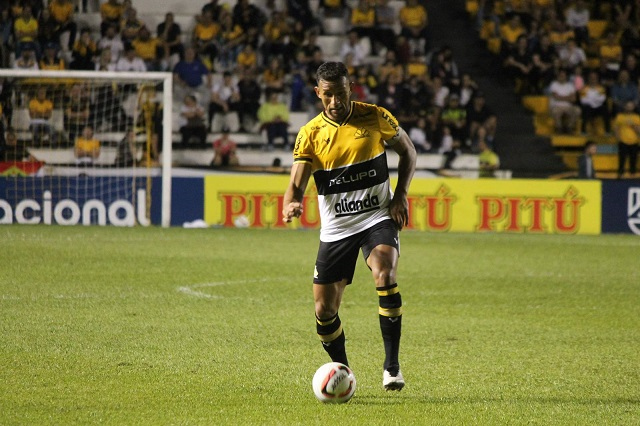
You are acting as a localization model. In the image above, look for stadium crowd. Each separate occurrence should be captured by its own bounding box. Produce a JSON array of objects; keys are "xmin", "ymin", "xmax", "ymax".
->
[{"xmin": 1, "ymin": 0, "xmax": 500, "ymax": 169}]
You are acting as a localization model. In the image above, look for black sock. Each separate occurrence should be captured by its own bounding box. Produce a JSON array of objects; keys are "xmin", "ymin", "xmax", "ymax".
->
[
  {"xmin": 378, "ymin": 283, "xmax": 402, "ymax": 374},
  {"xmin": 316, "ymin": 313, "xmax": 349, "ymax": 366}
]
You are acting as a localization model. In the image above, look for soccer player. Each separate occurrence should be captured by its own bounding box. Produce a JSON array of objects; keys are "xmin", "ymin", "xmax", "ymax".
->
[{"xmin": 282, "ymin": 62, "xmax": 416, "ymax": 391}]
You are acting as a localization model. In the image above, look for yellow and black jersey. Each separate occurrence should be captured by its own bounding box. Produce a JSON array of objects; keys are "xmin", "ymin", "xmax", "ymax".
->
[{"xmin": 294, "ymin": 101, "xmax": 401, "ymax": 242}]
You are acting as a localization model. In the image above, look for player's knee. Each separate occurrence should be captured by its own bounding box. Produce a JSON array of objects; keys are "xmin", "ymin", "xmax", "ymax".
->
[
  {"xmin": 315, "ymin": 301, "xmax": 338, "ymax": 319},
  {"xmin": 371, "ymin": 266, "xmax": 396, "ymax": 287}
]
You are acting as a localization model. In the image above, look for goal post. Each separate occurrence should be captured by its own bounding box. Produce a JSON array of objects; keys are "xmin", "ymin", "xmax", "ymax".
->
[{"xmin": 0, "ymin": 69, "xmax": 173, "ymax": 227}]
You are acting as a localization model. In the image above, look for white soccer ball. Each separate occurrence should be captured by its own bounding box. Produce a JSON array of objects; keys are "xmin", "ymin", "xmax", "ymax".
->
[
  {"xmin": 312, "ymin": 362, "xmax": 356, "ymax": 403},
  {"xmin": 233, "ymin": 214, "xmax": 250, "ymax": 228}
]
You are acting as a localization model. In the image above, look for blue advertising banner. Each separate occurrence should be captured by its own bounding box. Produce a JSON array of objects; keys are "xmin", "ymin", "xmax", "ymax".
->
[
  {"xmin": 602, "ymin": 180, "xmax": 640, "ymax": 235},
  {"xmin": 0, "ymin": 176, "xmax": 204, "ymax": 227}
]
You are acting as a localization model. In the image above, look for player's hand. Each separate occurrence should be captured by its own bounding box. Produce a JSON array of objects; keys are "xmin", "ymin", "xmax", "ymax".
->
[
  {"xmin": 282, "ymin": 202, "xmax": 303, "ymax": 223},
  {"xmin": 389, "ymin": 195, "xmax": 409, "ymax": 230}
]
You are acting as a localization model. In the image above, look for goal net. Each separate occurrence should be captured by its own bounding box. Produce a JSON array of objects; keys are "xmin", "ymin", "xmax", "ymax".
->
[{"xmin": 0, "ymin": 70, "xmax": 173, "ymax": 227}]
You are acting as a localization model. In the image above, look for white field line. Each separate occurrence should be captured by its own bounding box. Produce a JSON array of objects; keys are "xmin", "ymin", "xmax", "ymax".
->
[{"xmin": 177, "ymin": 279, "xmax": 269, "ymax": 299}]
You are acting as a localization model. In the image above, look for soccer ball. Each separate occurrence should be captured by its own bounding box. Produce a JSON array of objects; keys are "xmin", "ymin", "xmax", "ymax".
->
[{"xmin": 312, "ymin": 362, "xmax": 356, "ymax": 403}]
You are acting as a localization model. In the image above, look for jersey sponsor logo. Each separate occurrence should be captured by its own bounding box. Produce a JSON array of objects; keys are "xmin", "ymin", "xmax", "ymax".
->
[
  {"xmin": 354, "ymin": 127, "xmax": 371, "ymax": 139},
  {"xmin": 311, "ymin": 124, "xmax": 327, "ymax": 130},
  {"xmin": 329, "ymin": 169, "xmax": 376, "ymax": 187},
  {"xmin": 334, "ymin": 194, "xmax": 380, "ymax": 217},
  {"xmin": 381, "ymin": 111, "xmax": 399, "ymax": 132}
]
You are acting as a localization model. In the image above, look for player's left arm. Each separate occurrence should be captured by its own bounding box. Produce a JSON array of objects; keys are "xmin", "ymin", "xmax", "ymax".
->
[{"xmin": 388, "ymin": 128, "xmax": 416, "ymax": 230}]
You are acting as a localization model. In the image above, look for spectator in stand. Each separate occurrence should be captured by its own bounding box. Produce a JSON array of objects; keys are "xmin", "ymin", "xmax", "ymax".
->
[
  {"xmin": 579, "ymin": 70, "xmax": 609, "ymax": 134},
  {"xmin": 548, "ymin": 17, "xmax": 574, "ymax": 51},
  {"xmin": 349, "ymin": 0, "xmax": 376, "ymax": 54},
  {"xmin": 14, "ymin": 5, "xmax": 38, "ymax": 58},
  {"xmin": 504, "ymin": 35, "xmax": 533, "ymax": 94},
  {"xmin": 193, "ymin": 9, "xmax": 220, "ymax": 70},
  {"xmin": 65, "ymin": 83, "xmax": 90, "ymax": 144},
  {"xmin": 398, "ymin": 0, "xmax": 429, "ymax": 55},
  {"xmin": 613, "ymin": 100, "xmax": 640, "ymax": 178},
  {"xmin": 286, "ymin": 0, "xmax": 320, "ymax": 33},
  {"xmin": 2, "ymin": 128, "xmax": 30, "ymax": 162},
  {"xmin": 70, "ymin": 28, "xmax": 97, "ymax": 70},
  {"xmin": 531, "ymin": 32, "xmax": 558, "ymax": 93},
  {"xmin": 237, "ymin": 68, "xmax": 262, "ymax": 132},
  {"xmin": 377, "ymin": 72, "xmax": 404, "ymax": 114},
  {"xmin": 179, "ymin": 94, "xmax": 207, "ymax": 148},
  {"xmin": 120, "ymin": 7, "xmax": 143, "ymax": 45},
  {"xmin": 202, "ymin": 0, "xmax": 223, "ymax": 22},
  {"xmin": 430, "ymin": 46, "xmax": 460, "ymax": 90},
  {"xmin": 218, "ymin": 11, "xmax": 245, "ymax": 72},
  {"xmin": 299, "ymin": 29, "xmax": 322, "ymax": 65},
  {"xmin": 467, "ymin": 92, "xmax": 497, "ymax": 145},
  {"xmin": 49, "ymin": 0, "xmax": 76, "ymax": 53},
  {"xmin": 261, "ymin": 10, "xmax": 291, "ymax": 67},
  {"xmin": 209, "ymin": 71, "xmax": 241, "ymax": 131},
  {"xmin": 471, "ymin": 123, "xmax": 491, "ymax": 153},
  {"xmin": 38, "ymin": 10, "xmax": 58, "ymax": 56},
  {"xmin": 28, "ymin": 87, "xmax": 54, "ymax": 145},
  {"xmin": 317, "ymin": 0, "xmax": 350, "ymax": 29},
  {"xmin": 100, "ymin": 0, "xmax": 123, "ymax": 36},
  {"xmin": 232, "ymin": 0, "xmax": 266, "ymax": 49},
  {"xmin": 459, "ymin": 73, "xmax": 478, "ymax": 107},
  {"xmin": 257, "ymin": 89, "xmax": 290, "ymax": 150},
  {"xmin": 600, "ymin": 31, "xmax": 624, "ymax": 82},
  {"xmin": 0, "ymin": 8, "xmax": 12, "ymax": 68},
  {"xmin": 40, "ymin": 42, "xmax": 65, "ymax": 70},
  {"xmin": 74, "ymin": 124, "xmax": 100, "ymax": 166},
  {"xmin": 564, "ymin": 0, "xmax": 589, "ymax": 47},
  {"xmin": 620, "ymin": 21, "xmax": 640, "ymax": 58},
  {"xmin": 610, "ymin": 69, "xmax": 639, "ymax": 115},
  {"xmin": 114, "ymin": 130, "xmax": 137, "ymax": 167},
  {"xmin": 621, "ymin": 53, "xmax": 640, "ymax": 82},
  {"xmin": 262, "ymin": 56, "xmax": 287, "ymax": 93},
  {"xmin": 98, "ymin": 24, "xmax": 124, "ymax": 64},
  {"xmin": 499, "ymin": 14, "xmax": 526, "ymax": 53},
  {"xmin": 173, "ymin": 46, "xmax": 212, "ymax": 108},
  {"xmin": 13, "ymin": 44, "xmax": 38, "ymax": 69},
  {"xmin": 377, "ymin": 49, "xmax": 404, "ymax": 84},
  {"xmin": 132, "ymin": 26, "xmax": 162, "ymax": 71},
  {"xmin": 95, "ymin": 48, "xmax": 116, "ymax": 71},
  {"xmin": 478, "ymin": 138, "xmax": 500, "ymax": 177},
  {"xmin": 549, "ymin": 68, "xmax": 580, "ymax": 134},
  {"xmin": 577, "ymin": 140, "xmax": 597, "ymax": 179},
  {"xmin": 430, "ymin": 75, "xmax": 450, "ymax": 109},
  {"xmin": 236, "ymin": 43, "xmax": 258, "ymax": 74},
  {"xmin": 116, "ymin": 44, "xmax": 146, "ymax": 72},
  {"xmin": 157, "ymin": 12, "xmax": 183, "ymax": 68},
  {"xmin": 408, "ymin": 116, "xmax": 431, "ymax": 153},
  {"xmin": 339, "ymin": 29, "xmax": 370, "ymax": 68},
  {"xmin": 211, "ymin": 126, "xmax": 239, "ymax": 167},
  {"xmin": 441, "ymin": 93, "xmax": 468, "ymax": 149},
  {"xmin": 401, "ymin": 74, "xmax": 430, "ymax": 124},
  {"xmin": 558, "ymin": 37, "xmax": 587, "ymax": 71},
  {"xmin": 374, "ymin": 0, "xmax": 399, "ymax": 54}
]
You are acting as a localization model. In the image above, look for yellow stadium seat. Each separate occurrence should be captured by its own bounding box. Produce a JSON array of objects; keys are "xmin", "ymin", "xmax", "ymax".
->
[
  {"xmin": 587, "ymin": 20, "xmax": 608, "ymax": 40},
  {"xmin": 487, "ymin": 37, "xmax": 502, "ymax": 55},
  {"xmin": 593, "ymin": 154, "xmax": 619, "ymax": 171},
  {"xmin": 534, "ymin": 114, "xmax": 555, "ymax": 136},
  {"xmin": 466, "ymin": 0, "xmax": 479, "ymax": 16},
  {"xmin": 551, "ymin": 135, "xmax": 587, "ymax": 148},
  {"xmin": 522, "ymin": 95, "xmax": 550, "ymax": 114}
]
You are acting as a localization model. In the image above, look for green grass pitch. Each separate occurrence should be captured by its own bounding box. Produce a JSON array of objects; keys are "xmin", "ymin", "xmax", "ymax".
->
[{"xmin": 1, "ymin": 226, "xmax": 639, "ymax": 425}]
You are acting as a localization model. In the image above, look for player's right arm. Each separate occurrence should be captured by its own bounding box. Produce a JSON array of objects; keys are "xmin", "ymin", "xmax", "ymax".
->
[{"xmin": 282, "ymin": 161, "xmax": 312, "ymax": 222}]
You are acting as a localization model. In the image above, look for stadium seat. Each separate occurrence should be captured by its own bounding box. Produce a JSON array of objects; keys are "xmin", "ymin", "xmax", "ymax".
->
[
  {"xmin": 317, "ymin": 36, "xmax": 343, "ymax": 58},
  {"xmin": 522, "ymin": 96, "xmax": 549, "ymax": 114},
  {"xmin": 11, "ymin": 108, "xmax": 31, "ymax": 131},
  {"xmin": 323, "ymin": 17, "xmax": 347, "ymax": 35},
  {"xmin": 551, "ymin": 135, "xmax": 587, "ymax": 148},
  {"xmin": 587, "ymin": 20, "xmax": 608, "ymax": 40}
]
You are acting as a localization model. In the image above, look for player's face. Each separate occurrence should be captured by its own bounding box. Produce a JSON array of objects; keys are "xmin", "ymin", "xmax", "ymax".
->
[{"xmin": 315, "ymin": 77, "xmax": 352, "ymax": 122}]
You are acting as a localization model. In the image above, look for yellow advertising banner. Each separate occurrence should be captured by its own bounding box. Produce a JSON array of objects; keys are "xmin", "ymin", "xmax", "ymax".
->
[{"xmin": 204, "ymin": 176, "xmax": 602, "ymax": 235}]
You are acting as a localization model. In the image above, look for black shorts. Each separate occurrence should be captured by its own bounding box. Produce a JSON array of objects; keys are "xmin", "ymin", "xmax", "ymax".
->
[{"xmin": 313, "ymin": 219, "xmax": 399, "ymax": 285}]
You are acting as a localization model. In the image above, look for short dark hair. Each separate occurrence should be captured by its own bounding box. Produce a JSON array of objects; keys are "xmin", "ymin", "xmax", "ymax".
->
[{"xmin": 316, "ymin": 62, "xmax": 349, "ymax": 84}]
